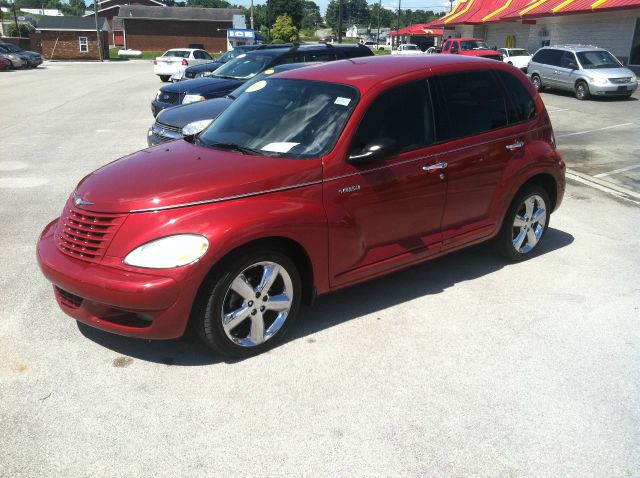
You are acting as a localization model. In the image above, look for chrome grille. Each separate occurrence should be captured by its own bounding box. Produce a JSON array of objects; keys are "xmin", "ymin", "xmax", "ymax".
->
[
  {"xmin": 57, "ymin": 203, "xmax": 126, "ymax": 263},
  {"xmin": 610, "ymin": 77, "xmax": 632, "ymax": 84},
  {"xmin": 156, "ymin": 91, "xmax": 180, "ymax": 104},
  {"xmin": 156, "ymin": 121, "xmax": 182, "ymax": 134}
]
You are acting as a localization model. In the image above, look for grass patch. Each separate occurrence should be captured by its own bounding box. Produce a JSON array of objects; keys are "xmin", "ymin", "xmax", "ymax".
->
[
  {"xmin": 374, "ymin": 49, "xmax": 391, "ymax": 55},
  {"xmin": 109, "ymin": 48, "xmax": 164, "ymax": 60}
]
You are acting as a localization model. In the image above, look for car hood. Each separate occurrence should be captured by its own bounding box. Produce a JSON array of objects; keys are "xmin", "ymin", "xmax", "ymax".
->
[
  {"xmin": 587, "ymin": 67, "xmax": 636, "ymax": 78},
  {"xmin": 465, "ymin": 49, "xmax": 502, "ymax": 57},
  {"xmin": 161, "ymin": 77, "xmax": 244, "ymax": 97},
  {"xmin": 155, "ymin": 97, "xmax": 234, "ymax": 129},
  {"xmin": 73, "ymin": 140, "xmax": 322, "ymax": 214}
]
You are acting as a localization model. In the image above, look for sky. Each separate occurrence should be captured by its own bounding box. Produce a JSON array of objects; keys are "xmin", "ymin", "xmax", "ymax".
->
[{"xmin": 230, "ymin": 0, "xmax": 455, "ymax": 16}]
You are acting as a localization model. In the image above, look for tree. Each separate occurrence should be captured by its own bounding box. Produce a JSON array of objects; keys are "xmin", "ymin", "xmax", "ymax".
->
[
  {"xmin": 300, "ymin": 0, "xmax": 320, "ymax": 30},
  {"xmin": 7, "ymin": 22, "xmax": 35, "ymax": 37},
  {"xmin": 324, "ymin": 0, "xmax": 345, "ymax": 33},
  {"xmin": 266, "ymin": 0, "xmax": 303, "ymax": 29},
  {"xmin": 271, "ymin": 13, "xmax": 297, "ymax": 42},
  {"xmin": 60, "ymin": 0, "xmax": 87, "ymax": 15},
  {"xmin": 187, "ymin": 0, "xmax": 231, "ymax": 7}
]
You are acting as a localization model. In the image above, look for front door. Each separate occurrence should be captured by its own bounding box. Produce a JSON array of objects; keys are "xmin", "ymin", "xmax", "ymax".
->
[{"xmin": 323, "ymin": 80, "xmax": 447, "ymax": 289}]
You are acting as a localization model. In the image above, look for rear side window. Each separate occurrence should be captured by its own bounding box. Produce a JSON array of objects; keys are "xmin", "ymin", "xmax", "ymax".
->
[
  {"xmin": 495, "ymin": 70, "xmax": 537, "ymax": 123},
  {"xmin": 351, "ymin": 80, "xmax": 434, "ymax": 155},
  {"xmin": 434, "ymin": 71, "xmax": 509, "ymax": 140},
  {"xmin": 278, "ymin": 55, "xmax": 305, "ymax": 64},
  {"xmin": 305, "ymin": 52, "xmax": 336, "ymax": 62}
]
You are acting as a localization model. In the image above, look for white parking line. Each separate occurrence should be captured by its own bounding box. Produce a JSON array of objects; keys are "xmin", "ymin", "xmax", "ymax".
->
[
  {"xmin": 556, "ymin": 123, "xmax": 634, "ymax": 138},
  {"xmin": 594, "ymin": 164, "xmax": 640, "ymax": 178},
  {"xmin": 547, "ymin": 107, "xmax": 570, "ymax": 113}
]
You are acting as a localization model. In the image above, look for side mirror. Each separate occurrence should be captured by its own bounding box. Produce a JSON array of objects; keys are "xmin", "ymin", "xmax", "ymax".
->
[
  {"xmin": 567, "ymin": 61, "xmax": 578, "ymax": 70},
  {"xmin": 348, "ymin": 138, "xmax": 398, "ymax": 164}
]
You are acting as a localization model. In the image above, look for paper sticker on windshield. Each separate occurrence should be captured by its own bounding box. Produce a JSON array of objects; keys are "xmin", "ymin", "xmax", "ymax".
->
[
  {"xmin": 246, "ymin": 80, "xmax": 267, "ymax": 93},
  {"xmin": 261, "ymin": 142, "xmax": 299, "ymax": 153},
  {"xmin": 264, "ymin": 69, "xmax": 275, "ymax": 74},
  {"xmin": 237, "ymin": 53, "xmax": 247, "ymax": 59},
  {"xmin": 334, "ymin": 97, "xmax": 351, "ymax": 106}
]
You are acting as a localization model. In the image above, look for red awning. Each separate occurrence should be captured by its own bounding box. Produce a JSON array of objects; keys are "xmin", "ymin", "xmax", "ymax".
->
[
  {"xmin": 501, "ymin": 0, "xmax": 640, "ymax": 19},
  {"xmin": 388, "ymin": 24, "xmax": 444, "ymax": 36},
  {"xmin": 448, "ymin": 0, "xmax": 511, "ymax": 23},
  {"xmin": 425, "ymin": 0, "xmax": 479, "ymax": 27},
  {"xmin": 481, "ymin": 0, "xmax": 536, "ymax": 21}
]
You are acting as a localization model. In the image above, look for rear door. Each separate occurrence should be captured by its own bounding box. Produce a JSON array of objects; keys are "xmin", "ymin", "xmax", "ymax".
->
[
  {"xmin": 543, "ymin": 49, "xmax": 564, "ymax": 87},
  {"xmin": 555, "ymin": 51, "xmax": 578, "ymax": 91},
  {"xmin": 431, "ymin": 69, "xmax": 533, "ymax": 247}
]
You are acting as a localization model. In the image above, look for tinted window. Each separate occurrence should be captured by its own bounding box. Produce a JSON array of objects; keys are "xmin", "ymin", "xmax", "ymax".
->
[
  {"xmin": 559, "ymin": 51, "xmax": 577, "ymax": 68},
  {"xmin": 351, "ymin": 80, "xmax": 433, "ymax": 155},
  {"xmin": 577, "ymin": 50, "xmax": 621, "ymax": 69},
  {"xmin": 546, "ymin": 49, "xmax": 563, "ymax": 67},
  {"xmin": 214, "ymin": 54, "xmax": 273, "ymax": 79},
  {"xmin": 193, "ymin": 51, "xmax": 205, "ymax": 60},
  {"xmin": 305, "ymin": 52, "xmax": 336, "ymax": 62},
  {"xmin": 451, "ymin": 42, "xmax": 459, "ymax": 54},
  {"xmin": 434, "ymin": 71, "xmax": 509, "ymax": 140},
  {"xmin": 278, "ymin": 54, "xmax": 305, "ymax": 64},
  {"xmin": 202, "ymin": 51, "xmax": 213, "ymax": 60},
  {"xmin": 532, "ymin": 48, "xmax": 559, "ymax": 65},
  {"xmin": 496, "ymin": 70, "xmax": 537, "ymax": 123}
]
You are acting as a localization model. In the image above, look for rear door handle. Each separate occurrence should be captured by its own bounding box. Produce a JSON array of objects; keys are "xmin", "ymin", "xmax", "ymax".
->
[
  {"xmin": 422, "ymin": 161, "xmax": 447, "ymax": 173},
  {"xmin": 506, "ymin": 140, "xmax": 524, "ymax": 151}
]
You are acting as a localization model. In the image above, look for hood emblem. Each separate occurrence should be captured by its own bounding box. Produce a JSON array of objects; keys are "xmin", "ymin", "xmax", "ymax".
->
[{"xmin": 74, "ymin": 193, "xmax": 94, "ymax": 207}]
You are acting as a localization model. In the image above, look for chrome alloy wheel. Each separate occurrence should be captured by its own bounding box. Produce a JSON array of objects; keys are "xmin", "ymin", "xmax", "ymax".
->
[
  {"xmin": 512, "ymin": 194, "xmax": 547, "ymax": 254},
  {"xmin": 221, "ymin": 261, "xmax": 293, "ymax": 347}
]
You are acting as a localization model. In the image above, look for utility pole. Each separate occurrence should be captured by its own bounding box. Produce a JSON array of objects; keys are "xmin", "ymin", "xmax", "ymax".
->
[
  {"xmin": 450, "ymin": 0, "xmax": 454, "ymax": 12},
  {"xmin": 12, "ymin": 0, "xmax": 19, "ymax": 37},
  {"xmin": 376, "ymin": 0, "xmax": 381, "ymax": 49},
  {"xmin": 93, "ymin": 0, "xmax": 104, "ymax": 61},
  {"xmin": 396, "ymin": 0, "xmax": 401, "ymax": 49},
  {"xmin": 250, "ymin": 0, "xmax": 254, "ymax": 30},
  {"xmin": 337, "ymin": 0, "xmax": 342, "ymax": 43}
]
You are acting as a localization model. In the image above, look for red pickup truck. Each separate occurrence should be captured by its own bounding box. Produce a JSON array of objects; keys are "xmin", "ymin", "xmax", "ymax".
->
[{"xmin": 441, "ymin": 38, "xmax": 503, "ymax": 61}]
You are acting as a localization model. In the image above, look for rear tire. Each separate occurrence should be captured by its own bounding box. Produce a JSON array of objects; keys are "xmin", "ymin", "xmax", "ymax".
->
[
  {"xmin": 193, "ymin": 249, "xmax": 302, "ymax": 358},
  {"xmin": 575, "ymin": 80, "xmax": 590, "ymax": 100},
  {"xmin": 159, "ymin": 75, "xmax": 170, "ymax": 82},
  {"xmin": 497, "ymin": 185, "xmax": 550, "ymax": 262}
]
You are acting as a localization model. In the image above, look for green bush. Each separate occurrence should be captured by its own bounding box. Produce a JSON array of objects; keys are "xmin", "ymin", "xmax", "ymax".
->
[{"xmin": 7, "ymin": 23, "xmax": 35, "ymax": 38}]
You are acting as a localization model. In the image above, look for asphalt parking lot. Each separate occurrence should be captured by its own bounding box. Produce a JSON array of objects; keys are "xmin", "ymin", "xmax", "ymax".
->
[{"xmin": 1, "ymin": 61, "xmax": 639, "ymax": 477}]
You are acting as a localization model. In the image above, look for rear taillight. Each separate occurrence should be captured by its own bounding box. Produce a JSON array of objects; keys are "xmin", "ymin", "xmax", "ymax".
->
[{"xmin": 182, "ymin": 59, "xmax": 189, "ymax": 66}]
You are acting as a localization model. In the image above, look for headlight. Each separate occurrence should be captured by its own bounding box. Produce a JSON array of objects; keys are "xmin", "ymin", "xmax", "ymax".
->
[
  {"xmin": 183, "ymin": 94, "xmax": 205, "ymax": 104},
  {"xmin": 124, "ymin": 234, "xmax": 209, "ymax": 269},
  {"xmin": 631, "ymin": 75, "xmax": 638, "ymax": 83},
  {"xmin": 155, "ymin": 90, "xmax": 162, "ymax": 100},
  {"xmin": 591, "ymin": 77, "xmax": 608, "ymax": 86},
  {"xmin": 182, "ymin": 119, "xmax": 213, "ymax": 136}
]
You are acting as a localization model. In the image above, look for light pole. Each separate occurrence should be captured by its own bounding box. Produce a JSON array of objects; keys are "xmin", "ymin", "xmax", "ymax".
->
[
  {"xmin": 250, "ymin": 0, "xmax": 254, "ymax": 30},
  {"xmin": 396, "ymin": 0, "xmax": 401, "ymax": 49},
  {"xmin": 376, "ymin": 0, "xmax": 381, "ymax": 49},
  {"xmin": 337, "ymin": 0, "xmax": 342, "ymax": 43}
]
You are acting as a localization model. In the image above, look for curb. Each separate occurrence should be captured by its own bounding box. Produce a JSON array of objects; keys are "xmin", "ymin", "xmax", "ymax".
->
[{"xmin": 567, "ymin": 168, "xmax": 640, "ymax": 205}]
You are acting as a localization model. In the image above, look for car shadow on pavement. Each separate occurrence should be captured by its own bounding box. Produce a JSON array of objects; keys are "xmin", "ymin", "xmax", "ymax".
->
[
  {"xmin": 78, "ymin": 227, "xmax": 574, "ymax": 366},
  {"xmin": 542, "ymin": 89, "xmax": 637, "ymax": 102}
]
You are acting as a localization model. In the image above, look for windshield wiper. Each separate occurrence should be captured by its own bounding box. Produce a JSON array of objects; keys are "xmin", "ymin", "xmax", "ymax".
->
[{"xmin": 206, "ymin": 141, "xmax": 265, "ymax": 155}]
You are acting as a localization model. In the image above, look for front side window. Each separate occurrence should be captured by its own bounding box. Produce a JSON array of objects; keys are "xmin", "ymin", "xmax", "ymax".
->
[
  {"xmin": 434, "ymin": 70, "xmax": 509, "ymax": 140},
  {"xmin": 577, "ymin": 50, "xmax": 622, "ymax": 69},
  {"xmin": 350, "ymin": 80, "xmax": 433, "ymax": 156},
  {"xmin": 559, "ymin": 51, "xmax": 577, "ymax": 69},
  {"xmin": 197, "ymin": 78, "xmax": 359, "ymax": 159},
  {"xmin": 79, "ymin": 37, "xmax": 88, "ymax": 53},
  {"xmin": 496, "ymin": 70, "xmax": 537, "ymax": 123}
]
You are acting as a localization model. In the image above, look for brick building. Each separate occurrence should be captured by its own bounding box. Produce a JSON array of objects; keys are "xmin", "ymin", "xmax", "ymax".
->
[
  {"xmin": 111, "ymin": 5, "xmax": 244, "ymax": 53},
  {"xmin": 83, "ymin": 0, "xmax": 165, "ymax": 29},
  {"xmin": 36, "ymin": 16, "xmax": 109, "ymax": 60}
]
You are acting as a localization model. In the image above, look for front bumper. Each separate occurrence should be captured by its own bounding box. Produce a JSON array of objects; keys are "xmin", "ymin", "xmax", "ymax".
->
[
  {"xmin": 589, "ymin": 82, "xmax": 637, "ymax": 96},
  {"xmin": 150, "ymin": 99, "xmax": 181, "ymax": 117},
  {"xmin": 37, "ymin": 218, "xmax": 194, "ymax": 339}
]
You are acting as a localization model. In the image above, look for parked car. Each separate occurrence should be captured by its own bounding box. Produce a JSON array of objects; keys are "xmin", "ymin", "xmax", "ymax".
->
[
  {"xmin": 319, "ymin": 35, "xmax": 336, "ymax": 43},
  {"xmin": 392, "ymin": 44, "xmax": 424, "ymax": 55},
  {"xmin": 38, "ymin": 55, "xmax": 565, "ymax": 358},
  {"xmin": 151, "ymin": 43, "xmax": 374, "ymax": 116},
  {"xmin": 148, "ymin": 63, "xmax": 317, "ymax": 146},
  {"xmin": 361, "ymin": 40, "xmax": 378, "ymax": 50},
  {"xmin": 528, "ymin": 45, "xmax": 638, "ymax": 100},
  {"xmin": 441, "ymin": 38, "xmax": 503, "ymax": 61},
  {"xmin": 153, "ymin": 48, "xmax": 215, "ymax": 82},
  {"xmin": 0, "ymin": 42, "xmax": 42, "ymax": 67},
  {"xmin": 499, "ymin": 48, "xmax": 532, "ymax": 71},
  {"xmin": 0, "ymin": 56, "xmax": 11, "ymax": 71},
  {"xmin": 0, "ymin": 44, "xmax": 29, "ymax": 68},
  {"xmin": 180, "ymin": 43, "xmax": 295, "ymax": 81}
]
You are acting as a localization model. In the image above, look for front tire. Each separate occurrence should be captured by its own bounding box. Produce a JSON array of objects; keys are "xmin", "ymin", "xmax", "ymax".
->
[
  {"xmin": 497, "ymin": 185, "xmax": 550, "ymax": 261},
  {"xmin": 193, "ymin": 249, "xmax": 302, "ymax": 357},
  {"xmin": 531, "ymin": 74, "xmax": 543, "ymax": 91},
  {"xmin": 159, "ymin": 75, "xmax": 170, "ymax": 82},
  {"xmin": 575, "ymin": 80, "xmax": 590, "ymax": 100}
]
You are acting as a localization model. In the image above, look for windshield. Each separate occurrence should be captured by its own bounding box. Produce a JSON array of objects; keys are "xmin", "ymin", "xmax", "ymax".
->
[
  {"xmin": 404, "ymin": 45, "xmax": 419, "ymax": 50},
  {"xmin": 510, "ymin": 49, "xmax": 530, "ymax": 56},
  {"xmin": 162, "ymin": 50, "xmax": 191, "ymax": 58},
  {"xmin": 217, "ymin": 48, "xmax": 248, "ymax": 63},
  {"xmin": 1, "ymin": 44, "xmax": 21, "ymax": 53},
  {"xmin": 577, "ymin": 50, "xmax": 621, "ymax": 69},
  {"xmin": 197, "ymin": 78, "xmax": 359, "ymax": 159},
  {"xmin": 461, "ymin": 41, "xmax": 490, "ymax": 51},
  {"xmin": 213, "ymin": 53, "xmax": 273, "ymax": 80}
]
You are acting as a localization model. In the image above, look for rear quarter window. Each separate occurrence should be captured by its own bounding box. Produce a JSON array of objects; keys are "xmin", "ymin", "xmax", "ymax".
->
[{"xmin": 495, "ymin": 70, "xmax": 537, "ymax": 123}]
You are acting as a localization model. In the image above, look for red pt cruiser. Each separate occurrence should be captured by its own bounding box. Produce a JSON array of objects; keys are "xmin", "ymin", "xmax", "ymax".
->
[{"xmin": 38, "ymin": 56, "xmax": 565, "ymax": 357}]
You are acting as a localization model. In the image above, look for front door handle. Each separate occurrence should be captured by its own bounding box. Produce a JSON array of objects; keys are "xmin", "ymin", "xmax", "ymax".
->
[
  {"xmin": 422, "ymin": 161, "xmax": 447, "ymax": 173},
  {"xmin": 506, "ymin": 140, "xmax": 524, "ymax": 151}
]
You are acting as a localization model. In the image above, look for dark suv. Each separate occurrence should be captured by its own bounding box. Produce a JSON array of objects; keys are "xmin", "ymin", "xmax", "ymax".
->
[
  {"xmin": 151, "ymin": 43, "xmax": 374, "ymax": 116},
  {"xmin": 182, "ymin": 43, "xmax": 294, "ymax": 80}
]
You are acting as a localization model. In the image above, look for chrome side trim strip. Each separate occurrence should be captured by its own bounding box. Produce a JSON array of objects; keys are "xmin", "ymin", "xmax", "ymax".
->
[{"xmin": 130, "ymin": 180, "xmax": 323, "ymax": 213}]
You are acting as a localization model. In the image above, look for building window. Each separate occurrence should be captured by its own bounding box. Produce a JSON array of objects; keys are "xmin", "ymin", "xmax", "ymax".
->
[{"xmin": 79, "ymin": 37, "xmax": 88, "ymax": 53}]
